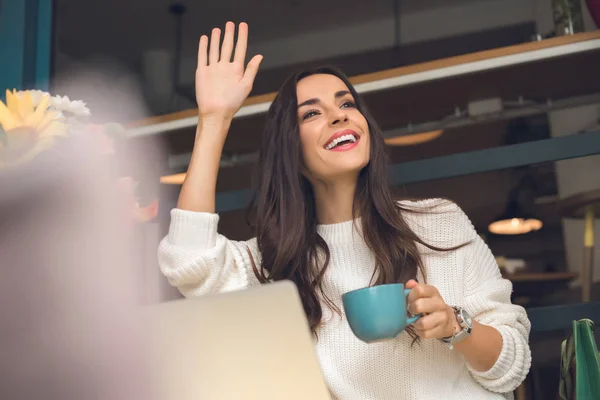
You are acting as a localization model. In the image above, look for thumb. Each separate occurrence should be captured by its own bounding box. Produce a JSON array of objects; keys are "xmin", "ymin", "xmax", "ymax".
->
[
  {"xmin": 241, "ymin": 55, "xmax": 263, "ymax": 88},
  {"xmin": 405, "ymin": 279, "xmax": 418, "ymax": 289}
]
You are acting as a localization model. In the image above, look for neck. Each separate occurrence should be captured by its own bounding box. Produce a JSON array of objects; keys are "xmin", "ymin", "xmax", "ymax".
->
[{"xmin": 312, "ymin": 176, "xmax": 357, "ymax": 225}]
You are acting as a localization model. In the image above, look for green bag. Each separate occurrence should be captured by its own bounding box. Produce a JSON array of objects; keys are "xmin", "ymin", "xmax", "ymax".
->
[{"xmin": 559, "ymin": 319, "xmax": 600, "ymax": 400}]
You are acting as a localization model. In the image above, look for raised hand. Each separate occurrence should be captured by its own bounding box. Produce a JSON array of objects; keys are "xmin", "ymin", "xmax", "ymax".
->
[{"xmin": 195, "ymin": 22, "xmax": 263, "ymax": 121}]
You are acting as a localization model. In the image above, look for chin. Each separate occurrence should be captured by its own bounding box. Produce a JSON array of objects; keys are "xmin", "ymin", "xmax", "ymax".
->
[{"xmin": 325, "ymin": 159, "xmax": 369, "ymax": 180}]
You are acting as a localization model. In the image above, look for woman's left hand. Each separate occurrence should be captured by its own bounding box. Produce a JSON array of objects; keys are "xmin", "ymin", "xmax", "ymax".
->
[{"xmin": 406, "ymin": 279, "xmax": 457, "ymax": 339}]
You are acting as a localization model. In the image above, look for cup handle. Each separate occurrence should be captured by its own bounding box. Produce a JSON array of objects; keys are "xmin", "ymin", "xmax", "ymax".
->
[{"xmin": 404, "ymin": 288, "xmax": 422, "ymax": 325}]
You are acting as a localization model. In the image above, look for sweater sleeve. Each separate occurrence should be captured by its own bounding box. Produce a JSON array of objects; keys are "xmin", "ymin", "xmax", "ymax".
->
[
  {"xmin": 456, "ymin": 205, "xmax": 532, "ymax": 394},
  {"xmin": 157, "ymin": 209, "xmax": 258, "ymax": 297}
]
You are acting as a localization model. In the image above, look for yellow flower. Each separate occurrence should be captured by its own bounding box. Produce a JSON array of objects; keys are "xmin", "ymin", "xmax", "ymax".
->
[{"xmin": 0, "ymin": 89, "xmax": 68, "ymax": 168}]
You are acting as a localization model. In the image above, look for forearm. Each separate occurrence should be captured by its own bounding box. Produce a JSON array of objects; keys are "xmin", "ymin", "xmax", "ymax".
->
[
  {"xmin": 177, "ymin": 116, "xmax": 231, "ymax": 213},
  {"xmin": 453, "ymin": 320, "xmax": 502, "ymax": 372}
]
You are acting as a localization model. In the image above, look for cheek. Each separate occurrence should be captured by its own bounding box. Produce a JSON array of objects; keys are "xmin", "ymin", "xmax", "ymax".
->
[
  {"xmin": 362, "ymin": 137, "xmax": 371, "ymax": 164},
  {"xmin": 349, "ymin": 108, "xmax": 367, "ymax": 126},
  {"xmin": 298, "ymin": 129, "xmax": 322, "ymax": 170},
  {"xmin": 360, "ymin": 125, "xmax": 371, "ymax": 155}
]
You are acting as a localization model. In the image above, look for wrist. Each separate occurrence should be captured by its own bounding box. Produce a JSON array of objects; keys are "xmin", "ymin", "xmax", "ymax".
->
[
  {"xmin": 199, "ymin": 113, "xmax": 233, "ymax": 128},
  {"xmin": 450, "ymin": 307, "xmax": 461, "ymax": 335},
  {"xmin": 442, "ymin": 306, "xmax": 460, "ymax": 339},
  {"xmin": 441, "ymin": 306, "xmax": 473, "ymax": 349},
  {"xmin": 196, "ymin": 114, "xmax": 232, "ymax": 143}
]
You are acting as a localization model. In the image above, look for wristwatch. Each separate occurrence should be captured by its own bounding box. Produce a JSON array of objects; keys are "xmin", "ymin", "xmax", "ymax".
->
[{"xmin": 441, "ymin": 306, "xmax": 472, "ymax": 349}]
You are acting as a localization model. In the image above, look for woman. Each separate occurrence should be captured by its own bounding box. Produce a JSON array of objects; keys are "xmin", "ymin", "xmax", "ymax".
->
[{"xmin": 159, "ymin": 22, "xmax": 531, "ymax": 399}]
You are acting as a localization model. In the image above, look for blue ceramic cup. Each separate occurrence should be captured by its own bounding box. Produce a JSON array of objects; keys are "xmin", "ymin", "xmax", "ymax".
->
[{"xmin": 342, "ymin": 283, "xmax": 421, "ymax": 343}]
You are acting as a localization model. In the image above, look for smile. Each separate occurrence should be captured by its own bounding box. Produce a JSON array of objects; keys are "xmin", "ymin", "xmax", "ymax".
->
[{"xmin": 324, "ymin": 130, "xmax": 360, "ymax": 151}]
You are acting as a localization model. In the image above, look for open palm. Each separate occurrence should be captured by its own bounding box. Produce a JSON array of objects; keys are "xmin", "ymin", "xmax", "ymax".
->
[{"xmin": 196, "ymin": 22, "xmax": 263, "ymax": 120}]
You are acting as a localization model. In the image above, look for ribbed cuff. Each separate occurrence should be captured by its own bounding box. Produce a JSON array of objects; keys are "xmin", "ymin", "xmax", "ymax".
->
[
  {"xmin": 167, "ymin": 208, "xmax": 220, "ymax": 250},
  {"xmin": 469, "ymin": 325, "xmax": 515, "ymax": 380}
]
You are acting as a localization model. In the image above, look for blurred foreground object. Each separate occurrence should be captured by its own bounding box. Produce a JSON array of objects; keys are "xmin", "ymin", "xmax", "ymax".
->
[
  {"xmin": 0, "ymin": 137, "xmax": 156, "ymax": 399},
  {"xmin": 0, "ymin": 89, "xmax": 157, "ymax": 222},
  {"xmin": 0, "ymin": 90, "xmax": 71, "ymax": 167}
]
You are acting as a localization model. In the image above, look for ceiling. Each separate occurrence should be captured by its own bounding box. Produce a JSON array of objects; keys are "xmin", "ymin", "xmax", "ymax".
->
[
  {"xmin": 56, "ymin": 0, "xmax": 388, "ymax": 66},
  {"xmin": 55, "ymin": 0, "xmax": 481, "ymax": 70}
]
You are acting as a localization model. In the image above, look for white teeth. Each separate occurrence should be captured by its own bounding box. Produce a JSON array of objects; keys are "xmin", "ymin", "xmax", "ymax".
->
[{"xmin": 325, "ymin": 134, "xmax": 357, "ymax": 150}]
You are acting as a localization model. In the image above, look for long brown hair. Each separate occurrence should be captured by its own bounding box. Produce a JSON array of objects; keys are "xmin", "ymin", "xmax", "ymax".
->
[{"xmin": 247, "ymin": 66, "xmax": 464, "ymax": 340}]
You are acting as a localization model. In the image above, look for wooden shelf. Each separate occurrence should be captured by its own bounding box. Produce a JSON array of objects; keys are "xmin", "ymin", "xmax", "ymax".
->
[
  {"xmin": 128, "ymin": 31, "xmax": 600, "ymax": 139},
  {"xmin": 506, "ymin": 272, "xmax": 577, "ymax": 282},
  {"xmin": 558, "ymin": 188, "xmax": 600, "ymax": 219}
]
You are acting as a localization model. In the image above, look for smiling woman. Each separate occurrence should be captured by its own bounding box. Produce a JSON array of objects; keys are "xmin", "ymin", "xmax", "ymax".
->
[
  {"xmin": 245, "ymin": 64, "xmax": 460, "ymax": 339},
  {"xmin": 295, "ymin": 74, "xmax": 370, "ymax": 189},
  {"xmin": 158, "ymin": 21, "xmax": 531, "ymax": 400}
]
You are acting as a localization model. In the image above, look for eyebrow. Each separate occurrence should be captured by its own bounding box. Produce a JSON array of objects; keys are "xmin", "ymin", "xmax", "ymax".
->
[{"xmin": 297, "ymin": 90, "xmax": 352, "ymax": 109}]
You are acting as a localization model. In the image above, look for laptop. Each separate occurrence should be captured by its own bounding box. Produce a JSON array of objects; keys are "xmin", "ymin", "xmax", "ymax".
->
[{"xmin": 145, "ymin": 280, "xmax": 332, "ymax": 400}]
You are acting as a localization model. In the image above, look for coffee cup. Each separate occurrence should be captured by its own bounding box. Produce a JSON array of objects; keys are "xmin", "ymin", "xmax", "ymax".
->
[{"xmin": 342, "ymin": 283, "xmax": 420, "ymax": 343}]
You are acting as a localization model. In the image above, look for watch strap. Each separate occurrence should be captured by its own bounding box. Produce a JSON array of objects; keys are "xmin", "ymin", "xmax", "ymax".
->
[{"xmin": 441, "ymin": 306, "xmax": 472, "ymax": 349}]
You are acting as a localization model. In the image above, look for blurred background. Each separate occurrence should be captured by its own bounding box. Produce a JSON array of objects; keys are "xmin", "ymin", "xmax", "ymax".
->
[{"xmin": 2, "ymin": 1, "xmax": 600, "ymax": 399}]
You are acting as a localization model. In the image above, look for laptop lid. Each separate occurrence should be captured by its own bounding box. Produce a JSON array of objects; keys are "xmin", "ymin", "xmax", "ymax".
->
[{"xmin": 145, "ymin": 280, "xmax": 332, "ymax": 400}]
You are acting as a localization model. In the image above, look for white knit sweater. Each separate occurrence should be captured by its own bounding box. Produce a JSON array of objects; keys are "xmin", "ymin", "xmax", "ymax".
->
[{"xmin": 158, "ymin": 199, "xmax": 531, "ymax": 400}]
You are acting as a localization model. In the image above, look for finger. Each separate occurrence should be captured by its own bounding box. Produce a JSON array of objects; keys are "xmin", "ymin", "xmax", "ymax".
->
[
  {"xmin": 220, "ymin": 21, "xmax": 235, "ymax": 62},
  {"xmin": 414, "ymin": 313, "xmax": 442, "ymax": 331},
  {"xmin": 233, "ymin": 22, "xmax": 248, "ymax": 64},
  {"xmin": 414, "ymin": 313, "xmax": 447, "ymax": 339},
  {"xmin": 406, "ymin": 283, "xmax": 438, "ymax": 303},
  {"xmin": 406, "ymin": 283, "xmax": 428, "ymax": 303},
  {"xmin": 209, "ymin": 27, "xmax": 221, "ymax": 65},
  {"xmin": 405, "ymin": 279, "xmax": 418, "ymax": 289},
  {"xmin": 197, "ymin": 35, "xmax": 208, "ymax": 69},
  {"xmin": 418, "ymin": 325, "xmax": 451, "ymax": 339},
  {"xmin": 408, "ymin": 297, "xmax": 444, "ymax": 315},
  {"xmin": 241, "ymin": 54, "xmax": 263, "ymax": 88}
]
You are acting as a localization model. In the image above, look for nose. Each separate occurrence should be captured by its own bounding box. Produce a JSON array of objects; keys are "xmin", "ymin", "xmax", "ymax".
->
[{"xmin": 330, "ymin": 108, "xmax": 349, "ymax": 125}]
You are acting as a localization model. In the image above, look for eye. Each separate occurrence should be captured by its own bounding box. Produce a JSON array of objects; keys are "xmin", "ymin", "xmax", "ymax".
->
[
  {"xmin": 341, "ymin": 100, "xmax": 356, "ymax": 109},
  {"xmin": 302, "ymin": 109, "xmax": 320, "ymax": 120}
]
